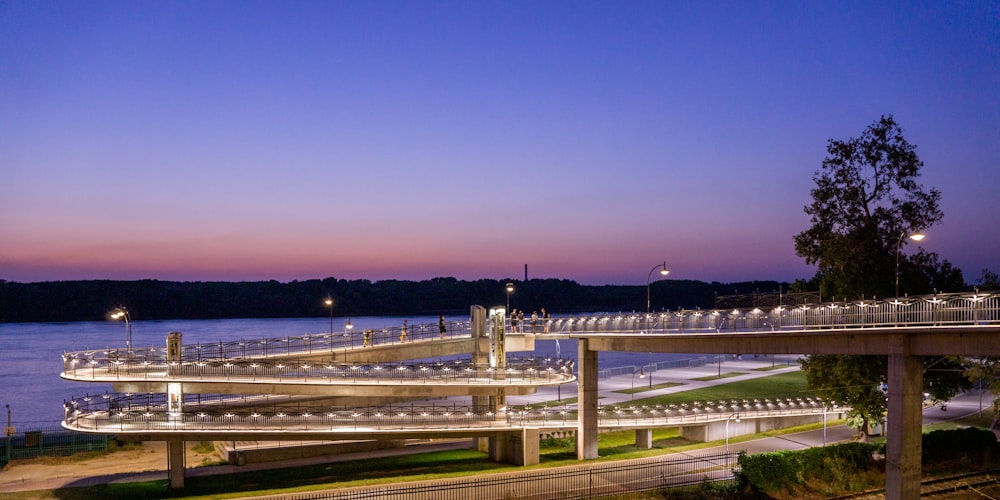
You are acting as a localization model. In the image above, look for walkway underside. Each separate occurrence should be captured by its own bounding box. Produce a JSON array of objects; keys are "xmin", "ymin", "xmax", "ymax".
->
[{"xmin": 579, "ymin": 325, "xmax": 1000, "ymax": 356}]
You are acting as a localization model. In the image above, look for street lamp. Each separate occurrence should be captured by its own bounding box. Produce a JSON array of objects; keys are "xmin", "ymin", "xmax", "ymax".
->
[
  {"xmin": 324, "ymin": 298, "xmax": 334, "ymax": 334},
  {"xmin": 725, "ymin": 413, "xmax": 741, "ymax": 452},
  {"xmin": 646, "ymin": 261, "xmax": 670, "ymax": 312},
  {"xmin": 109, "ymin": 306, "xmax": 132, "ymax": 354},
  {"xmin": 823, "ymin": 402, "xmax": 838, "ymax": 446},
  {"xmin": 505, "ymin": 282, "xmax": 514, "ymax": 312},
  {"xmin": 895, "ymin": 231, "xmax": 925, "ymax": 298}
]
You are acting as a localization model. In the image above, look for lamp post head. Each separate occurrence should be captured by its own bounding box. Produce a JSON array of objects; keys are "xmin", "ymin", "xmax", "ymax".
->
[
  {"xmin": 659, "ymin": 268, "xmax": 670, "ymax": 276},
  {"xmin": 506, "ymin": 283, "xmax": 514, "ymax": 293},
  {"xmin": 909, "ymin": 232, "xmax": 925, "ymax": 242},
  {"xmin": 109, "ymin": 307, "xmax": 129, "ymax": 321},
  {"xmin": 324, "ymin": 298, "xmax": 333, "ymax": 307}
]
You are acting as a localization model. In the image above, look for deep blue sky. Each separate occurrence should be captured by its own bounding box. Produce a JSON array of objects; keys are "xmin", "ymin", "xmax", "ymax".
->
[{"xmin": 2, "ymin": 1, "xmax": 998, "ymax": 286}]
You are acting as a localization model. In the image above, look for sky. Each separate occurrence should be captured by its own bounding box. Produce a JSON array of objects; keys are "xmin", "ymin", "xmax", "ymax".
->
[{"xmin": 1, "ymin": 1, "xmax": 998, "ymax": 286}]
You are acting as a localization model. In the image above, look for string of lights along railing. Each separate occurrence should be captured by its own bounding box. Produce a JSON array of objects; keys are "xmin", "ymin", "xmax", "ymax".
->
[
  {"xmin": 59, "ymin": 292, "xmax": 997, "ymax": 364},
  {"xmin": 63, "ymin": 396, "xmax": 842, "ymax": 433},
  {"xmin": 61, "ymin": 356, "xmax": 575, "ymax": 384},
  {"xmin": 546, "ymin": 291, "xmax": 998, "ymax": 333}
]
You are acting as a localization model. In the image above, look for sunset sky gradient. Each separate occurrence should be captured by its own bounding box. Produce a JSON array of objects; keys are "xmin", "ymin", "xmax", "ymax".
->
[{"xmin": 2, "ymin": 1, "xmax": 998, "ymax": 285}]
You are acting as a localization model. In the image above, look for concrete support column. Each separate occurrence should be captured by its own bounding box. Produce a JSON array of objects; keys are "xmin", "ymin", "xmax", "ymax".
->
[
  {"xmin": 487, "ymin": 429, "xmax": 539, "ymax": 466},
  {"xmin": 488, "ymin": 431, "xmax": 507, "ymax": 463},
  {"xmin": 471, "ymin": 394, "xmax": 490, "ymax": 452},
  {"xmin": 886, "ymin": 334, "xmax": 923, "ymax": 500},
  {"xmin": 167, "ymin": 439, "xmax": 185, "ymax": 489},
  {"xmin": 635, "ymin": 428, "xmax": 652, "ymax": 449},
  {"xmin": 509, "ymin": 428, "xmax": 540, "ymax": 466},
  {"xmin": 577, "ymin": 338, "xmax": 598, "ymax": 460}
]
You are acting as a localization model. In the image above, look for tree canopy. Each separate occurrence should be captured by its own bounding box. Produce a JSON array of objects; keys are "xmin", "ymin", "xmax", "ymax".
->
[
  {"xmin": 0, "ymin": 277, "xmax": 788, "ymax": 323},
  {"xmin": 794, "ymin": 116, "xmax": 971, "ymax": 439},
  {"xmin": 793, "ymin": 115, "xmax": 953, "ymax": 299}
]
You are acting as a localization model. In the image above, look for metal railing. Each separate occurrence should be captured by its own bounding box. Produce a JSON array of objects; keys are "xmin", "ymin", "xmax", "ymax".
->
[
  {"xmin": 545, "ymin": 291, "xmax": 999, "ymax": 334},
  {"xmin": 61, "ymin": 356, "xmax": 575, "ymax": 386},
  {"xmin": 61, "ymin": 319, "xmax": 474, "ymax": 364},
  {"xmin": 63, "ymin": 396, "xmax": 841, "ymax": 434},
  {"xmin": 598, "ymin": 356, "xmax": 713, "ymax": 380},
  {"xmin": 270, "ymin": 450, "xmax": 744, "ymax": 500},
  {"xmin": 1, "ymin": 424, "xmax": 108, "ymax": 467}
]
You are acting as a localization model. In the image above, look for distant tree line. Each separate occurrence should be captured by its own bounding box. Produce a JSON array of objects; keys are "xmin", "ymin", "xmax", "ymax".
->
[{"xmin": 0, "ymin": 277, "xmax": 789, "ymax": 323}]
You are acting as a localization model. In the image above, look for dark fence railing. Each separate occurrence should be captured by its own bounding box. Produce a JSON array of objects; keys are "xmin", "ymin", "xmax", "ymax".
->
[
  {"xmin": 271, "ymin": 450, "xmax": 743, "ymax": 500},
  {"xmin": 1, "ymin": 424, "xmax": 108, "ymax": 467}
]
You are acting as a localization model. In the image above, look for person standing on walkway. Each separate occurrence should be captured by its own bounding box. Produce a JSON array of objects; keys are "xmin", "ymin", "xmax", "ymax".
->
[
  {"xmin": 438, "ymin": 315, "xmax": 446, "ymax": 339},
  {"xmin": 531, "ymin": 311, "xmax": 538, "ymax": 333},
  {"xmin": 518, "ymin": 310, "xmax": 525, "ymax": 333},
  {"xmin": 542, "ymin": 308, "xmax": 550, "ymax": 333},
  {"xmin": 399, "ymin": 320, "xmax": 408, "ymax": 342},
  {"xmin": 510, "ymin": 309, "xmax": 519, "ymax": 332},
  {"xmin": 363, "ymin": 329, "xmax": 372, "ymax": 347}
]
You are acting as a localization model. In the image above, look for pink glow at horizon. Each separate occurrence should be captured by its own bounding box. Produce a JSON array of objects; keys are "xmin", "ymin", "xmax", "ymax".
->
[{"xmin": 2, "ymin": 2, "xmax": 997, "ymax": 286}]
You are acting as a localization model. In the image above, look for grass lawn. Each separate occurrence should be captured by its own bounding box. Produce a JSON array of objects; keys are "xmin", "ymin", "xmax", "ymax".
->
[
  {"xmin": 625, "ymin": 370, "xmax": 813, "ymax": 407},
  {"xmin": 617, "ymin": 381, "xmax": 684, "ymax": 395},
  {"xmin": 691, "ymin": 372, "xmax": 746, "ymax": 382},
  {"xmin": 923, "ymin": 407, "xmax": 995, "ymax": 432}
]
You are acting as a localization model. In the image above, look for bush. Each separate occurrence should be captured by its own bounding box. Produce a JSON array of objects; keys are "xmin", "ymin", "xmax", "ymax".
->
[
  {"xmin": 739, "ymin": 442, "xmax": 881, "ymax": 493},
  {"xmin": 923, "ymin": 427, "xmax": 1000, "ymax": 466},
  {"xmin": 741, "ymin": 429, "xmax": 1000, "ymax": 495}
]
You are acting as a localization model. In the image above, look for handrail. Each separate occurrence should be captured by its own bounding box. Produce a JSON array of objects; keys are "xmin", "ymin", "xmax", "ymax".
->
[
  {"xmin": 544, "ymin": 291, "xmax": 999, "ymax": 334},
  {"xmin": 63, "ymin": 397, "xmax": 845, "ymax": 433},
  {"xmin": 61, "ymin": 356, "xmax": 575, "ymax": 385}
]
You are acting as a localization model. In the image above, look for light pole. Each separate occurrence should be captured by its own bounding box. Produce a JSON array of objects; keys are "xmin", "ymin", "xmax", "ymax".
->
[
  {"xmin": 895, "ymin": 231, "xmax": 925, "ymax": 298},
  {"xmin": 343, "ymin": 318, "xmax": 353, "ymax": 360},
  {"xmin": 4, "ymin": 404, "xmax": 11, "ymax": 461},
  {"xmin": 725, "ymin": 413, "xmax": 740, "ymax": 452},
  {"xmin": 505, "ymin": 282, "xmax": 514, "ymax": 312},
  {"xmin": 109, "ymin": 306, "xmax": 132, "ymax": 354},
  {"xmin": 822, "ymin": 402, "xmax": 839, "ymax": 446},
  {"xmin": 646, "ymin": 261, "xmax": 670, "ymax": 312},
  {"xmin": 324, "ymin": 298, "xmax": 334, "ymax": 334}
]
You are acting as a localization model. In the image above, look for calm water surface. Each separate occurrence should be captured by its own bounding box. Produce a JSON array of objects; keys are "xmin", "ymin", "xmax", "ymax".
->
[{"xmin": 0, "ymin": 315, "xmax": 684, "ymax": 427}]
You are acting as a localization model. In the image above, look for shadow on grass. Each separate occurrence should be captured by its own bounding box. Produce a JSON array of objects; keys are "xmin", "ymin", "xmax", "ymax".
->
[{"xmin": 47, "ymin": 449, "xmax": 501, "ymax": 500}]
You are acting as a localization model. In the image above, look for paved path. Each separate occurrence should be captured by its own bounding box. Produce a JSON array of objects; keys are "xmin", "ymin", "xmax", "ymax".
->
[{"xmin": 509, "ymin": 355, "xmax": 802, "ymax": 407}]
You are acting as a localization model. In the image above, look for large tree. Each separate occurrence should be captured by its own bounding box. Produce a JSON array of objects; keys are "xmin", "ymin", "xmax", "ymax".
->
[
  {"xmin": 801, "ymin": 354, "xmax": 970, "ymax": 441},
  {"xmin": 795, "ymin": 116, "xmax": 969, "ymax": 440},
  {"xmin": 793, "ymin": 115, "xmax": 946, "ymax": 299}
]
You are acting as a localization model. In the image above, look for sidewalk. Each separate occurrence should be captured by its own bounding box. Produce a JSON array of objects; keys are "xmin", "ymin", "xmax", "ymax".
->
[{"xmin": 509, "ymin": 355, "xmax": 802, "ymax": 407}]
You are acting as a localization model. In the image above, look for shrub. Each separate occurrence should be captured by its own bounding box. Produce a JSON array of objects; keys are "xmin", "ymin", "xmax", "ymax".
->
[
  {"xmin": 739, "ymin": 442, "xmax": 881, "ymax": 493},
  {"xmin": 923, "ymin": 427, "xmax": 1000, "ymax": 466}
]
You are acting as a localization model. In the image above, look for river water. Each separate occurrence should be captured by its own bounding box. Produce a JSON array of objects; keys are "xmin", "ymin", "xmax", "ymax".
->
[{"xmin": 0, "ymin": 315, "xmax": 690, "ymax": 427}]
